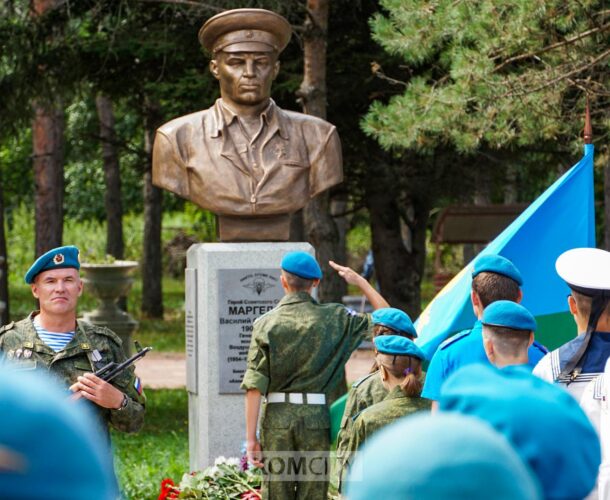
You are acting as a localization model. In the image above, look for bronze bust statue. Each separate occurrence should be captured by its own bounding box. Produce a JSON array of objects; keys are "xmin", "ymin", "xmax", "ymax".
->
[{"xmin": 152, "ymin": 8, "xmax": 343, "ymax": 241}]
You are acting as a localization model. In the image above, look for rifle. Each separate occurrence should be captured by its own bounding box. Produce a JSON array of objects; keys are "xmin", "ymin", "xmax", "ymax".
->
[{"xmin": 95, "ymin": 341, "xmax": 152, "ymax": 383}]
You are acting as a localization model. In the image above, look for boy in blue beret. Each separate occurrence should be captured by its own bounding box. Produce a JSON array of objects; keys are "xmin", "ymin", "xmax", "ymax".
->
[
  {"xmin": 334, "ymin": 307, "xmax": 417, "ymax": 492},
  {"xmin": 341, "ymin": 336, "xmax": 430, "ymax": 480},
  {"xmin": 345, "ymin": 413, "xmax": 542, "ymax": 500},
  {"xmin": 241, "ymin": 251, "xmax": 390, "ymax": 500},
  {"xmin": 0, "ymin": 245, "xmax": 145, "ymax": 441},
  {"xmin": 481, "ymin": 300, "xmax": 537, "ymax": 369},
  {"xmin": 440, "ymin": 363, "xmax": 601, "ymax": 499},
  {"xmin": 422, "ymin": 254, "xmax": 547, "ymax": 410}
]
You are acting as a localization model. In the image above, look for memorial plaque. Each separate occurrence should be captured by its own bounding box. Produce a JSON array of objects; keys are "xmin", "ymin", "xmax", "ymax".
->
[
  {"xmin": 185, "ymin": 268, "xmax": 198, "ymax": 393},
  {"xmin": 217, "ymin": 268, "xmax": 283, "ymax": 393}
]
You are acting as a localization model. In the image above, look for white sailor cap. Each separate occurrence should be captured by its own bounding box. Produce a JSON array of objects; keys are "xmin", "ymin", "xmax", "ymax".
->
[{"xmin": 556, "ymin": 248, "xmax": 610, "ymax": 295}]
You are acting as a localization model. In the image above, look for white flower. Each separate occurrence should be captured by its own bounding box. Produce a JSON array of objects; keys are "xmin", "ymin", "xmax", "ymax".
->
[
  {"xmin": 225, "ymin": 457, "xmax": 240, "ymax": 467},
  {"xmin": 214, "ymin": 456, "xmax": 227, "ymax": 466}
]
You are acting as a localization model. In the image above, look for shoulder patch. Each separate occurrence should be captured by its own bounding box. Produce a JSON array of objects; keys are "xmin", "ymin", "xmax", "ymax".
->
[
  {"xmin": 352, "ymin": 371, "xmax": 378, "ymax": 389},
  {"xmin": 0, "ymin": 321, "xmax": 15, "ymax": 335},
  {"xmin": 438, "ymin": 329, "xmax": 471, "ymax": 350}
]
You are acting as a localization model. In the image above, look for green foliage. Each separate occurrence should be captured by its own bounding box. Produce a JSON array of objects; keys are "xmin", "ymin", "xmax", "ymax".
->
[
  {"xmin": 365, "ymin": 0, "xmax": 610, "ymax": 154},
  {"xmin": 112, "ymin": 389, "xmax": 188, "ymax": 499}
]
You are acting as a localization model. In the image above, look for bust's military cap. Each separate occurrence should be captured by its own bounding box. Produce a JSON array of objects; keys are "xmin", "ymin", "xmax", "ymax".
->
[
  {"xmin": 482, "ymin": 301, "xmax": 536, "ymax": 332},
  {"xmin": 472, "ymin": 254, "xmax": 523, "ymax": 285},
  {"xmin": 372, "ymin": 308, "xmax": 417, "ymax": 338},
  {"xmin": 374, "ymin": 335, "xmax": 425, "ymax": 360},
  {"xmin": 199, "ymin": 8, "xmax": 292, "ymax": 54},
  {"xmin": 281, "ymin": 251, "xmax": 321, "ymax": 280},
  {"xmin": 25, "ymin": 245, "xmax": 80, "ymax": 284}
]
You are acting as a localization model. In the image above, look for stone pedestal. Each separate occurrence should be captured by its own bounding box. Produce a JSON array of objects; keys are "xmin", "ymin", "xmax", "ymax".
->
[{"xmin": 185, "ymin": 242, "xmax": 314, "ymax": 470}]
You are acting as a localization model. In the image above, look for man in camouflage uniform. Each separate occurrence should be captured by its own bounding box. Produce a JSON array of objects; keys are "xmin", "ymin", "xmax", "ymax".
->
[
  {"xmin": 0, "ymin": 246, "xmax": 145, "ymax": 435},
  {"xmin": 334, "ymin": 308, "xmax": 417, "ymax": 492},
  {"xmin": 241, "ymin": 251, "xmax": 389, "ymax": 500},
  {"xmin": 343, "ymin": 336, "xmax": 430, "ymax": 472}
]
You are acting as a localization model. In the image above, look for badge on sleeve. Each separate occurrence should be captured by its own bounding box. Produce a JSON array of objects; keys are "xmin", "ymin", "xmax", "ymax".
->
[{"xmin": 134, "ymin": 377, "xmax": 143, "ymax": 395}]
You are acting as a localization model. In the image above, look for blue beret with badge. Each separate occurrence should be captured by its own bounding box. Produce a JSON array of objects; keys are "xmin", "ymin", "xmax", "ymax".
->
[
  {"xmin": 482, "ymin": 300, "xmax": 536, "ymax": 332},
  {"xmin": 472, "ymin": 254, "xmax": 523, "ymax": 286},
  {"xmin": 374, "ymin": 335, "xmax": 425, "ymax": 360},
  {"xmin": 24, "ymin": 245, "xmax": 81, "ymax": 284},
  {"xmin": 280, "ymin": 251, "xmax": 321, "ymax": 280},
  {"xmin": 372, "ymin": 307, "xmax": 417, "ymax": 338},
  {"xmin": 440, "ymin": 364, "xmax": 601, "ymax": 499},
  {"xmin": 345, "ymin": 412, "xmax": 542, "ymax": 500}
]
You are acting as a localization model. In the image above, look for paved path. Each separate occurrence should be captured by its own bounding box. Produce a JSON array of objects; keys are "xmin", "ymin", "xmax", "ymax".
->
[{"xmin": 135, "ymin": 348, "xmax": 376, "ymax": 390}]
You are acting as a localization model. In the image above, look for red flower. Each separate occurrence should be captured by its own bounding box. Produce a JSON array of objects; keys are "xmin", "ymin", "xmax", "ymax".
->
[
  {"xmin": 240, "ymin": 488, "xmax": 261, "ymax": 499},
  {"xmin": 158, "ymin": 478, "xmax": 180, "ymax": 500}
]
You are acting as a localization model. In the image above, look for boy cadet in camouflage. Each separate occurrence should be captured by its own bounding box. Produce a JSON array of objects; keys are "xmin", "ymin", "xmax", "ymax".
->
[
  {"xmin": 334, "ymin": 307, "xmax": 417, "ymax": 490},
  {"xmin": 0, "ymin": 246, "xmax": 145, "ymax": 435},
  {"xmin": 241, "ymin": 251, "xmax": 390, "ymax": 500}
]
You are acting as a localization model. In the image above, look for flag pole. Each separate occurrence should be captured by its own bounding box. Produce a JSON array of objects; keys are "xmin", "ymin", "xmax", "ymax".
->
[{"xmin": 584, "ymin": 96, "xmax": 592, "ymax": 144}]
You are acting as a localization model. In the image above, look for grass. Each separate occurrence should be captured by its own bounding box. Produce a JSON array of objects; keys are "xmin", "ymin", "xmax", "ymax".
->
[{"xmin": 112, "ymin": 389, "xmax": 189, "ymax": 499}]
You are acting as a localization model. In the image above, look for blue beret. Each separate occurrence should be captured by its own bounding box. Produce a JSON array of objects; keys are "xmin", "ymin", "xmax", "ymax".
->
[
  {"xmin": 0, "ymin": 368, "xmax": 117, "ymax": 498},
  {"xmin": 472, "ymin": 254, "xmax": 523, "ymax": 285},
  {"xmin": 25, "ymin": 245, "xmax": 80, "ymax": 284},
  {"xmin": 372, "ymin": 307, "xmax": 417, "ymax": 338},
  {"xmin": 280, "ymin": 251, "xmax": 321, "ymax": 280},
  {"xmin": 440, "ymin": 364, "xmax": 600, "ymax": 499},
  {"xmin": 374, "ymin": 335, "xmax": 425, "ymax": 360},
  {"xmin": 345, "ymin": 413, "xmax": 542, "ymax": 500},
  {"xmin": 482, "ymin": 300, "xmax": 536, "ymax": 332}
]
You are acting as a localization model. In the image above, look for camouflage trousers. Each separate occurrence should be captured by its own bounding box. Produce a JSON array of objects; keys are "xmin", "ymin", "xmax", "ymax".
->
[{"xmin": 260, "ymin": 402, "xmax": 330, "ymax": 500}]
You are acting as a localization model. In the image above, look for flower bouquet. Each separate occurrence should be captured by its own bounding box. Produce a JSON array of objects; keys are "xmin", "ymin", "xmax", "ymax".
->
[{"xmin": 159, "ymin": 456, "xmax": 262, "ymax": 499}]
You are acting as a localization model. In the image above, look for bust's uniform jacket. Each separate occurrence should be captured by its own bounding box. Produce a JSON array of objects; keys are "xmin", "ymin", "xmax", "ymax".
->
[
  {"xmin": 0, "ymin": 313, "xmax": 146, "ymax": 435},
  {"xmin": 152, "ymin": 99, "xmax": 343, "ymax": 216},
  {"xmin": 241, "ymin": 291, "xmax": 371, "ymax": 500}
]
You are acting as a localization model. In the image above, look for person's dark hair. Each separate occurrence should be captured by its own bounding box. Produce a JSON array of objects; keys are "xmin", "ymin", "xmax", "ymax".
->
[
  {"xmin": 376, "ymin": 352, "xmax": 423, "ymax": 397},
  {"xmin": 472, "ymin": 272, "xmax": 520, "ymax": 307},
  {"xmin": 483, "ymin": 326, "xmax": 531, "ymax": 358},
  {"xmin": 372, "ymin": 325, "xmax": 415, "ymax": 340},
  {"xmin": 281, "ymin": 270, "xmax": 314, "ymax": 292}
]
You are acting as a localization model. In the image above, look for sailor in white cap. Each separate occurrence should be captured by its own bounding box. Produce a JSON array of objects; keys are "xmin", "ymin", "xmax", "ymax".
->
[
  {"xmin": 534, "ymin": 248, "xmax": 610, "ymax": 498},
  {"xmin": 533, "ymin": 248, "xmax": 610, "ymax": 400}
]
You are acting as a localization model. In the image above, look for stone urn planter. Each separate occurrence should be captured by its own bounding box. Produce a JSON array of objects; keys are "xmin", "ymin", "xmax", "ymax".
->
[{"xmin": 80, "ymin": 260, "xmax": 139, "ymax": 355}]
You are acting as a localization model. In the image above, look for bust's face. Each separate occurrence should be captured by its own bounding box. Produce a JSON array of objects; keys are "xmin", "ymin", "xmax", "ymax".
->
[{"xmin": 210, "ymin": 51, "xmax": 280, "ymax": 109}]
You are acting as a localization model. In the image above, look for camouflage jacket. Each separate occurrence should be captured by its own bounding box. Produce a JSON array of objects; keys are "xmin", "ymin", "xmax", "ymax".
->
[
  {"xmin": 0, "ymin": 313, "xmax": 145, "ymax": 435},
  {"xmin": 241, "ymin": 292, "xmax": 371, "ymax": 399},
  {"xmin": 342, "ymin": 386, "xmax": 430, "ymax": 481},
  {"xmin": 336, "ymin": 371, "xmax": 387, "ymax": 462}
]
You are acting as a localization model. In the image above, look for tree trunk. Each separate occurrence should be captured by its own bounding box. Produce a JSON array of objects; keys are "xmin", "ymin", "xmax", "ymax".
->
[
  {"xmin": 0, "ymin": 173, "xmax": 9, "ymax": 325},
  {"xmin": 141, "ymin": 100, "xmax": 163, "ymax": 318},
  {"xmin": 32, "ymin": 102, "xmax": 64, "ymax": 257},
  {"xmin": 298, "ymin": 0, "xmax": 346, "ymax": 303},
  {"xmin": 366, "ymin": 176, "xmax": 428, "ymax": 319},
  {"xmin": 31, "ymin": 0, "xmax": 65, "ymax": 257},
  {"xmin": 96, "ymin": 93, "xmax": 124, "ymax": 259}
]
